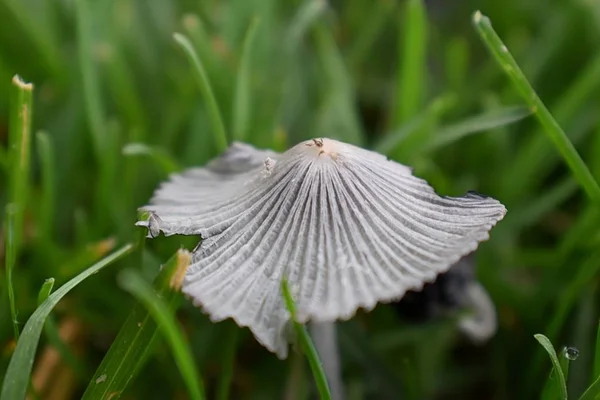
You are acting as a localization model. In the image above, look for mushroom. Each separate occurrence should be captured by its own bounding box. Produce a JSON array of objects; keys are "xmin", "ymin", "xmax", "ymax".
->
[
  {"xmin": 393, "ymin": 252, "xmax": 498, "ymax": 342},
  {"xmin": 136, "ymin": 138, "xmax": 506, "ymax": 359}
]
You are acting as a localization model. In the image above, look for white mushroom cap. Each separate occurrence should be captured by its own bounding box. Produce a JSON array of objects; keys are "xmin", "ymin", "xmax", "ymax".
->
[{"xmin": 136, "ymin": 138, "xmax": 506, "ymax": 358}]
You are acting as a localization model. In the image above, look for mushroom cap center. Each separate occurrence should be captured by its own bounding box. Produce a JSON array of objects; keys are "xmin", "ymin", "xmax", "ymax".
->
[{"xmin": 303, "ymin": 138, "xmax": 340, "ymax": 160}]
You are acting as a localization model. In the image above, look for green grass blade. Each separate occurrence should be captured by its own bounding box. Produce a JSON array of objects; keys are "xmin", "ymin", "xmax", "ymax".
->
[
  {"xmin": 232, "ymin": 17, "xmax": 259, "ymax": 142},
  {"xmin": 117, "ymin": 266, "xmax": 205, "ymax": 400},
  {"xmin": 558, "ymin": 206, "xmax": 600, "ymax": 260},
  {"xmin": 36, "ymin": 278, "xmax": 55, "ymax": 306},
  {"xmin": 75, "ymin": 0, "xmax": 119, "ymax": 231},
  {"xmin": 81, "ymin": 249, "xmax": 192, "ymax": 399},
  {"xmin": 501, "ymin": 177, "xmax": 577, "ymax": 231},
  {"xmin": 444, "ymin": 37, "xmax": 469, "ymax": 91},
  {"xmin": 37, "ymin": 275, "xmax": 88, "ymax": 379},
  {"xmin": 0, "ymin": 146, "xmax": 7, "ymax": 171},
  {"xmin": 548, "ymin": 269, "xmax": 600, "ymax": 351},
  {"xmin": 0, "ymin": 244, "xmax": 134, "ymax": 400},
  {"xmin": 472, "ymin": 11, "xmax": 600, "ymax": 203},
  {"xmin": 0, "ymin": 0, "xmax": 63, "ymax": 79},
  {"xmin": 75, "ymin": 0, "xmax": 106, "ymax": 158},
  {"xmin": 312, "ymin": 23, "xmax": 364, "ymax": 145},
  {"xmin": 281, "ymin": 279, "xmax": 331, "ymax": 400},
  {"xmin": 521, "ymin": 251, "xmax": 600, "ymax": 399},
  {"xmin": 501, "ymin": 58, "xmax": 600, "ymax": 201},
  {"xmin": 375, "ymin": 94, "xmax": 455, "ymax": 157},
  {"xmin": 534, "ymin": 334, "xmax": 568, "ymax": 400},
  {"xmin": 425, "ymin": 105, "xmax": 532, "ymax": 152},
  {"xmin": 288, "ymin": 0, "xmax": 325, "ymax": 47},
  {"xmin": 347, "ymin": 0, "xmax": 394, "ymax": 71},
  {"xmin": 5, "ymin": 74, "xmax": 34, "ymax": 341},
  {"xmin": 559, "ymin": 348, "xmax": 571, "ymax": 390},
  {"xmin": 122, "ymin": 143, "xmax": 180, "ymax": 175},
  {"xmin": 216, "ymin": 322, "xmax": 239, "ymax": 400},
  {"xmin": 593, "ymin": 320, "xmax": 600, "ymax": 385},
  {"xmin": 173, "ymin": 32, "xmax": 228, "ymax": 153},
  {"xmin": 580, "ymin": 375, "xmax": 600, "ymax": 400},
  {"xmin": 36, "ymin": 131, "xmax": 56, "ymax": 241},
  {"xmin": 394, "ymin": 0, "xmax": 427, "ymax": 126}
]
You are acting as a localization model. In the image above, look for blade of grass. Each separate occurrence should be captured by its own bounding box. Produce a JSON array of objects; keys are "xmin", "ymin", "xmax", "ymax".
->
[
  {"xmin": 281, "ymin": 279, "xmax": 331, "ymax": 400},
  {"xmin": 0, "ymin": 244, "xmax": 134, "ymax": 400},
  {"xmin": 374, "ymin": 94, "xmax": 454, "ymax": 156},
  {"xmin": 534, "ymin": 334, "xmax": 568, "ymax": 400},
  {"xmin": 595, "ymin": 321, "xmax": 600, "ymax": 382},
  {"xmin": 0, "ymin": 146, "xmax": 7, "ymax": 171},
  {"xmin": 75, "ymin": 0, "xmax": 107, "ymax": 159},
  {"xmin": 232, "ymin": 17, "xmax": 259, "ymax": 142},
  {"xmin": 288, "ymin": 0, "xmax": 325, "ymax": 47},
  {"xmin": 277, "ymin": 0, "xmax": 325, "ymax": 146},
  {"xmin": 527, "ymin": 254, "xmax": 600, "ymax": 397},
  {"xmin": 500, "ymin": 177, "xmax": 577, "ymax": 232},
  {"xmin": 393, "ymin": 0, "xmax": 427, "ymax": 126},
  {"xmin": 473, "ymin": 11, "xmax": 600, "ymax": 203},
  {"xmin": 81, "ymin": 247, "xmax": 191, "ymax": 399},
  {"xmin": 546, "ymin": 255, "xmax": 600, "ymax": 346},
  {"xmin": 347, "ymin": 0, "xmax": 394, "ymax": 71},
  {"xmin": 216, "ymin": 321, "xmax": 238, "ymax": 400},
  {"xmin": 0, "ymin": 0, "xmax": 63, "ymax": 79},
  {"xmin": 117, "ymin": 266, "xmax": 204, "ymax": 400},
  {"xmin": 425, "ymin": 105, "xmax": 532, "ymax": 152},
  {"xmin": 37, "ymin": 278, "xmax": 55, "ymax": 306},
  {"xmin": 75, "ymin": 0, "xmax": 119, "ymax": 232},
  {"xmin": 312, "ymin": 23, "xmax": 364, "ymax": 145},
  {"xmin": 580, "ymin": 377, "xmax": 600, "ymax": 400},
  {"xmin": 5, "ymin": 75, "xmax": 34, "ymax": 341},
  {"xmin": 173, "ymin": 32, "xmax": 228, "ymax": 153},
  {"xmin": 558, "ymin": 206, "xmax": 600, "ymax": 260},
  {"xmin": 103, "ymin": 37, "xmax": 147, "ymax": 140},
  {"xmin": 444, "ymin": 36, "xmax": 469, "ymax": 91},
  {"xmin": 122, "ymin": 143, "xmax": 180, "ymax": 175},
  {"xmin": 36, "ymin": 277, "xmax": 89, "ymax": 380},
  {"xmin": 36, "ymin": 131, "xmax": 56, "ymax": 241},
  {"xmin": 559, "ymin": 348, "xmax": 571, "ymax": 391},
  {"xmin": 502, "ymin": 57, "xmax": 600, "ymax": 201}
]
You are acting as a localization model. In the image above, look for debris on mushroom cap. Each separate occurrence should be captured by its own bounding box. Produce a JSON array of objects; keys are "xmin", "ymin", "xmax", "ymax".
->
[{"xmin": 136, "ymin": 138, "xmax": 507, "ymax": 359}]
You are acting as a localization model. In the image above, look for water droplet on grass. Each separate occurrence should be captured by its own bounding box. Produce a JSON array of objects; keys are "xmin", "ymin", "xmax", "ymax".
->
[{"xmin": 563, "ymin": 346, "xmax": 579, "ymax": 360}]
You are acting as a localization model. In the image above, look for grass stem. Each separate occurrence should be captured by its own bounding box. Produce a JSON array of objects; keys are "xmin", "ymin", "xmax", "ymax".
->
[
  {"xmin": 473, "ymin": 11, "xmax": 600, "ymax": 203},
  {"xmin": 281, "ymin": 279, "xmax": 331, "ymax": 400},
  {"xmin": 5, "ymin": 75, "xmax": 34, "ymax": 341},
  {"xmin": 173, "ymin": 32, "xmax": 229, "ymax": 153}
]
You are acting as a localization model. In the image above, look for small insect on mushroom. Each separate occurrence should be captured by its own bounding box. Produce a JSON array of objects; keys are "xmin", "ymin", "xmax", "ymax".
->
[{"xmin": 136, "ymin": 138, "xmax": 506, "ymax": 359}]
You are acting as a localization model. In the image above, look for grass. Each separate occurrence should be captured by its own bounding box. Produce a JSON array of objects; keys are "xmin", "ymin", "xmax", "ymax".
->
[
  {"xmin": 117, "ymin": 266, "xmax": 205, "ymax": 400},
  {"xmin": 472, "ymin": 11, "xmax": 600, "ymax": 203},
  {"xmin": 1, "ymin": 0, "xmax": 600, "ymax": 398},
  {"xmin": 5, "ymin": 75, "xmax": 33, "ymax": 341},
  {"xmin": 1, "ymin": 244, "xmax": 133, "ymax": 400},
  {"xmin": 173, "ymin": 32, "xmax": 229, "ymax": 153},
  {"xmin": 282, "ymin": 279, "xmax": 332, "ymax": 400}
]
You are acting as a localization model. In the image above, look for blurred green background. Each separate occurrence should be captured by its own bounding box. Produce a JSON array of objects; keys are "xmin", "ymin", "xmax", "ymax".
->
[{"xmin": 1, "ymin": 0, "xmax": 600, "ymax": 399}]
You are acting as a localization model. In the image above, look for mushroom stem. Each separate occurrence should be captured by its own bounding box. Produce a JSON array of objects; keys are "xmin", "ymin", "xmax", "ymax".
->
[
  {"xmin": 458, "ymin": 281, "xmax": 498, "ymax": 343},
  {"xmin": 309, "ymin": 321, "xmax": 344, "ymax": 400}
]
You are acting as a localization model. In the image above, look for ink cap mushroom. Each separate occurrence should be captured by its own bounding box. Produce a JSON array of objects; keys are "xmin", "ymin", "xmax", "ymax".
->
[{"xmin": 136, "ymin": 138, "xmax": 506, "ymax": 359}]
